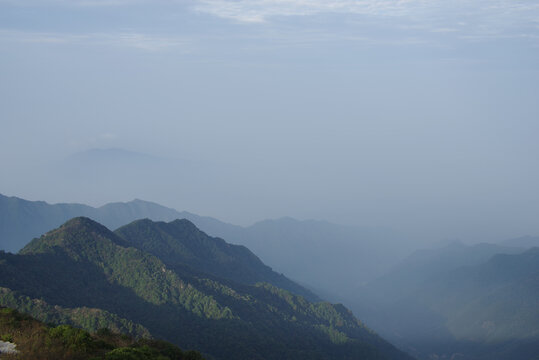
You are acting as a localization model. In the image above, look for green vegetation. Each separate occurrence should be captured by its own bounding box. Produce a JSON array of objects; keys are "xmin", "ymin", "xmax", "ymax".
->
[
  {"xmin": 0, "ymin": 306, "xmax": 203, "ymax": 360},
  {"xmin": 114, "ymin": 218, "xmax": 318, "ymax": 301},
  {"xmin": 0, "ymin": 217, "xmax": 412, "ymax": 359},
  {"xmin": 0, "ymin": 287, "xmax": 150, "ymax": 338}
]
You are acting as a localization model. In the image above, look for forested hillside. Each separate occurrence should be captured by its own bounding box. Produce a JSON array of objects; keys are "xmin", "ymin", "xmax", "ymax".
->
[
  {"xmin": 0, "ymin": 217, "xmax": 412, "ymax": 360},
  {"xmin": 0, "ymin": 306, "xmax": 204, "ymax": 359},
  {"xmin": 114, "ymin": 218, "xmax": 318, "ymax": 301}
]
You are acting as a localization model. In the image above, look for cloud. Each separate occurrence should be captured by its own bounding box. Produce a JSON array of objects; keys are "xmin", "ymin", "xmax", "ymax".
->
[
  {"xmin": 191, "ymin": 0, "xmax": 539, "ymax": 42},
  {"xmin": 0, "ymin": 30, "xmax": 190, "ymax": 52},
  {"xmin": 2, "ymin": 0, "xmax": 538, "ymax": 48},
  {"xmin": 192, "ymin": 0, "xmax": 426, "ymax": 23}
]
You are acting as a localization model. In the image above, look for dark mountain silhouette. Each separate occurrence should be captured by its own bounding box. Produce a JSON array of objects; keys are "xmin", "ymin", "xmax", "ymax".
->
[{"xmin": 0, "ymin": 217, "xmax": 412, "ymax": 360}]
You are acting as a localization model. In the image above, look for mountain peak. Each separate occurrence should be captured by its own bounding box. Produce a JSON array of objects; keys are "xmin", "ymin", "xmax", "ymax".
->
[
  {"xmin": 58, "ymin": 217, "xmax": 121, "ymax": 241},
  {"xmin": 114, "ymin": 218, "xmax": 320, "ymax": 301},
  {"xmin": 62, "ymin": 216, "xmax": 102, "ymax": 228},
  {"xmin": 20, "ymin": 217, "xmax": 127, "ymax": 255},
  {"xmin": 168, "ymin": 218, "xmax": 202, "ymax": 230}
]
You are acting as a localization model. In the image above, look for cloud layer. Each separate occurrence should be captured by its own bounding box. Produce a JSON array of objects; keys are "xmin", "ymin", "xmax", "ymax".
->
[
  {"xmin": 192, "ymin": 0, "xmax": 539, "ymax": 22},
  {"xmin": 2, "ymin": 0, "xmax": 538, "ymax": 46},
  {"xmin": 187, "ymin": 1, "xmax": 539, "ymax": 54}
]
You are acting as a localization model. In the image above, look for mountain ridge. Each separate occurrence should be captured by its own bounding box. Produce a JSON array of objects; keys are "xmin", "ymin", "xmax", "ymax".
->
[
  {"xmin": 0, "ymin": 216, "xmax": 413, "ymax": 360},
  {"xmin": 114, "ymin": 218, "xmax": 319, "ymax": 301},
  {"xmin": 0, "ymin": 193, "xmax": 414, "ymax": 299},
  {"xmin": 349, "ymin": 242, "xmax": 539, "ymax": 360}
]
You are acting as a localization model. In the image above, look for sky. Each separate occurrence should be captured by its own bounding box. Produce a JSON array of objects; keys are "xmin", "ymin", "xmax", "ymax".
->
[{"xmin": 1, "ymin": 0, "xmax": 539, "ymax": 242}]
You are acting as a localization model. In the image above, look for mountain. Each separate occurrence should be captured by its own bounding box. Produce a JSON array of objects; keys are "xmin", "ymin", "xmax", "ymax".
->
[
  {"xmin": 0, "ymin": 217, "xmax": 412, "ymax": 360},
  {"xmin": 226, "ymin": 217, "xmax": 417, "ymax": 298},
  {"xmin": 0, "ymin": 194, "xmax": 315, "ymax": 302},
  {"xmin": 0, "ymin": 193, "xmax": 232, "ymax": 254},
  {"xmin": 0, "ymin": 193, "xmax": 316, "ymax": 299},
  {"xmin": 0, "ymin": 306, "xmax": 204, "ymax": 359},
  {"xmin": 349, "ymin": 242, "xmax": 539, "ymax": 360},
  {"xmin": 500, "ymin": 235, "xmax": 539, "ymax": 249},
  {"xmin": 56, "ymin": 147, "xmax": 207, "ymax": 209},
  {"xmin": 0, "ymin": 194, "xmax": 94, "ymax": 253},
  {"xmin": 0, "ymin": 194, "xmax": 179, "ymax": 253},
  {"xmin": 0, "ymin": 287, "xmax": 151, "ymax": 338},
  {"xmin": 0, "ymin": 194, "xmax": 415, "ymax": 300},
  {"xmin": 351, "ymin": 241, "xmax": 524, "ymax": 299},
  {"xmin": 114, "ymin": 218, "xmax": 318, "ymax": 301},
  {"xmin": 422, "ymin": 248, "xmax": 539, "ymax": 342}
]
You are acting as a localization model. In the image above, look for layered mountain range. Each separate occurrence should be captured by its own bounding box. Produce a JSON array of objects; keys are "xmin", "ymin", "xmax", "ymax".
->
[
  {"xmin": 0, "ymin": 216, "xmax": 411, "ymax": 360},
  {"xmin": 2, "ymin": 193, "xmax": 538, "ymax": 359},
  {"xmin": 350, "ymin": 242, "xmax": 539, "ymax": 360},
  {"xmin": 0, "ymin": 193, "xmax": 412, "ymax": 299}
]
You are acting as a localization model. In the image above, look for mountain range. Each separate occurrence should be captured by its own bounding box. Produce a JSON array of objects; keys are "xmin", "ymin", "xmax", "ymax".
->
[
  {"xmin": 0, "ymin": 216, "xmax": 412, "ymax": 360},
  {"xmin": 2, "ymin": 193, "xmax": 538, "ymax": 359},
  {"xmin": 350, "ymin": 242, "xmax": 539, "ymax": 360},
  {"xmin": 0, "ymin": 193, "xmax": 413, "ymax": 298}
]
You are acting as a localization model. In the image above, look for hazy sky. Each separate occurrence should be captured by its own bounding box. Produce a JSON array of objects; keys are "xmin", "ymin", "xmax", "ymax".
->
[{"xmin": 1, "ymin": 0, "xmax": 539, "ymax": 242}]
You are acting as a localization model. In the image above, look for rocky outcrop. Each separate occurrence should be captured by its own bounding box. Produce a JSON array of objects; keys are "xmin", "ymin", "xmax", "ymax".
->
[{"xmin": 0, "ymin": 340, "xmax": 18, "ymax": 354}]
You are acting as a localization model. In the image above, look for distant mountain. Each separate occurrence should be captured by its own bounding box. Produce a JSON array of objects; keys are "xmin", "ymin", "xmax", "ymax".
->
[
  {"xmin": 423, "ymin": 248, "xmax": 539, "ymax": 342},
  {"xmin": 0, "ymin": 217, "xmax": 412, "ymax": 360},
  {"xmin": 353, "ymin": 241, "xmax": 524, "ymax": 298},
  {"xmin": 227, "ymin": 217, "xmax": 417, "ymax": 298},
  {"xmin": 0, "ymin": 193, "xmax": 201, "ymax": 253},
  {"xmin": 350, "ymin": 242, "xmax": 539, "ymax": 360},
  {"xmin": 114, "ymin": 214, "xmax": 416, "ymax": 298},
  {"xmin": 0, "ymin": 194, "xmax": 315, "ymax": 299},
  {"xmin": 0, "ymin": 194, "xmax": 415, "ymax": 299},
  {"xmin": 54, "ymin": 147, "xmax": 219, "ymax": 213},
  {"xmin": 500, "ymin": 235, "xmax": 539, "ymax": 249},
  {"xmin": 0, "ymin": 194, "xmax": 94, "ymax": 253}
]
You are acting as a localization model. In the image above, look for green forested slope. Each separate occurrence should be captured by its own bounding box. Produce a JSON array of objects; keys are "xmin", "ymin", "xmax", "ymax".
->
[
  {"xmin": 0, "ymin": 287, "xmax": 150, "ymax": 338},
  {"xmin": 0, "ymin": 217, "xmax": 412, "ymax": 360},
  {"xmin": 114, "ymin": 218, "xmax": 318, "ymax": 301},
  {"xmin": 0, "ymin": 306, "xmax": 203, "ymax": 360}
]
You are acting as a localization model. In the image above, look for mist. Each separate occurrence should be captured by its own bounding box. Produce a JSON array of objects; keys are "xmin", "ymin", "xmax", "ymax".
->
[{"xmin": 2, "ymin": 0, "xmax": 539, "ymax": 245}]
